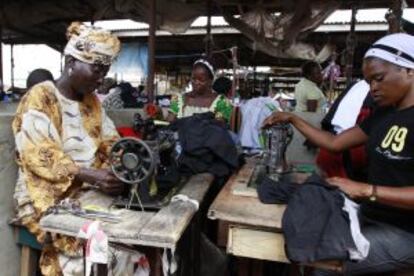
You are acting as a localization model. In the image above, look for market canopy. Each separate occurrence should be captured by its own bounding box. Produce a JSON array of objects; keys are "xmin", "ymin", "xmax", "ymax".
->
[{"xmin": 0, "ymin": 0, "xmax": 397, "ymax": 45}]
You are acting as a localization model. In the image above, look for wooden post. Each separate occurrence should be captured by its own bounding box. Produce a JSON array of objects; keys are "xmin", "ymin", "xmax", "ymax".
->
[
  {"xmin": 147, "ymin": 0, "xmax": 156, "ymax": 104},
  {"xmin": 0, "ymin": 26, "xmax": 3, "ymax": 85},
  {"xmin": 206, "ymin": 0, "xmax": 212, "ymax": 58},
  {"xmin": 147, "ymin": 248, "xmax": 162, "ymax": 276},
  {"xmin": 10, "ymin": 43, "xmax": 14, "ymax": 89},
  {"xmin": 20, "ymin": 246, "xmax": 38, "ymax": 276},
  {"xmin": 237, "ymin": 257, "xmax": 250, "ymax": 276},
  {"xmin": 231, "ymin": 47, "xmax": 238, "ymax": 100},
  {"xmin": 190, "ymin": 212, "xmax": 201, "ymax": 276},
  {"xmin": 60, "ymin": 53, "xmax": 64, "ymax": 73},
  {"xmin": 388, "ymin": 0, "xmax": 402, "ymax": 33},
  {"xmin": 345, "ymin": 7, "xmax": 357, "ymax": 87},
  {"xmin": 253, "ymin": 66, "xmax": 257, "ymax": 97}
]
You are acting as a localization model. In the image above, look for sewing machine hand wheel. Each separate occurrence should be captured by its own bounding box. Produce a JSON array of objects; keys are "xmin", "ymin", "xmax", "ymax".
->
[{"xmin": 109, "ymin": 138, "xmax": 155, "ymax": 184}]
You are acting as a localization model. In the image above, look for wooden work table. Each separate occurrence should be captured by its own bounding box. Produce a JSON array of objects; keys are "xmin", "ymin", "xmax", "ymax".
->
[
  {"xmin": 208, "ymin": 159, "xmax": 285, "ymax": 229},
  {"xmin": 208, "ymin": 159, "xmax": 342, "ymax": 275},
  {"xmin": 40, "ymin": 173, "xmax": 214, "ymax": 276}
]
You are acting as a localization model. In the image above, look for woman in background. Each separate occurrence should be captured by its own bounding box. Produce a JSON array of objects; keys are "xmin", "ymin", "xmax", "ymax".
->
[{"xmin": 167, "ymin": 59, "xmax": 233, "ymax": 124}]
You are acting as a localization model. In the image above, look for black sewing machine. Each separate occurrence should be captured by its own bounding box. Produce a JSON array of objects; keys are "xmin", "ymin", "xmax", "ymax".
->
[
  {"xmin": 262, "ymin": 123, "xmax": 294, "ymax": 175},
  {"xmin": 251, "ymin": 123, "xmax": 317, "ymax": 188},
  {"xmin": 250, "ymin": 123, "xmax": 294, "ymax": 186},
  {"xmin": 110, "ymin": 115, "xmax": 184, "ymax": 211}
]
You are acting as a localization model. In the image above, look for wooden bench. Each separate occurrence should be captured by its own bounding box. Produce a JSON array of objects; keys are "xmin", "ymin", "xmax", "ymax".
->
[{"xmin": 39, "ymin": 173, "xmax": 214, "ymax": 276}]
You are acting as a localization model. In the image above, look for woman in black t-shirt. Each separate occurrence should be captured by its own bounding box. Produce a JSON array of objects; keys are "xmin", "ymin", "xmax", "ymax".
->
[{"xmin": 264, "ymin": 33, "xmax": 414, "ymax": 275}]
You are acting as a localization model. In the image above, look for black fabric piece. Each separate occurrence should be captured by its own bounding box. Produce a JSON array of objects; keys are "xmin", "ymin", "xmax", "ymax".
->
[
  {"xmin": 358, "ymin": 106, "xmax": 392, "ymax": 135},
  {"xmin": 257, "ymin": 175, "xmax": 299, "ymax": 204},
  {"xmin": 282, "ymin": 174, "xmax": 356, "ymax": 263},
  {"xmin": 155, "ymin": 161, "xmax": 181, "ymax": 197},
  {"xmin": 119, "ymin": 82, "xmax": 140, "ymax": 108},
  {"xmin": 171, "ymin": 112, "xmax": 241, "ymax": 178}
]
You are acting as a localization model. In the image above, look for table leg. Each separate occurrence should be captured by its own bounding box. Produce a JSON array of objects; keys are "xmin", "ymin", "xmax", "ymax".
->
[
  {"xmin": 251, "ymin": 259, "xmax": 263, "ymax": 276},
  {"xmin": 238, "ymin": 257, "xmax": 250, "ymax": 276},
  {"xmin": 147, "ymin": 248, "xmax": 162, "ymax": 276},
  {"xmin": 289, "ymin": 264, "xmax": 303, "ymax": 276},
  {"xmin": 190, "ymin": 213, "xmax": 201, "ymax": 276},
  {"xmin": 20, "ymin": 246, "xmax": 38, "ymax": 276},
  {"xmin": 217, "ymin": 221, "xmax": 230, "ymax": 247},
  {"xmin": 95, "ymin": 264, "xmax": 108, "ymax": 276}
]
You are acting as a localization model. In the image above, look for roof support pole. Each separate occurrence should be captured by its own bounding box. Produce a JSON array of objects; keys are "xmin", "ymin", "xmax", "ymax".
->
[
  {"xmin": 147, "ymin": 0, "xmax": 156, "ymax": 103},
  {"xmin": 60, "ymin": 53, "xmax": 64, "ymax": 73},
  {"xmin": 253, "ymin": 65, "xmax": 256, "ymax": 97},
  {"xmin": 388, "ymin": 0, "xmax": 402, "ymax": 33},
  {"xmin": 10, "ymin": 44, "xmax": 14, "ymax": 89},
  {"xmin": 345, "ymin": 7, "xmax": 357, "ymax": 87},
  {"xmin": 231, "ymin": 47, "xmax": 238, "ymax": 99},
  {"xmin": 205, "ymin": 0, "xmax": 212, "ymax": 58},
  {"xmin": 0, "ymin": 26, "xmax": 3, "ymax": 86}
]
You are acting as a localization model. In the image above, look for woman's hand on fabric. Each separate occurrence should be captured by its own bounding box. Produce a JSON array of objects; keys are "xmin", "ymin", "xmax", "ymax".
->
[
  {"xmin": 94, "ymin": 169, "xmax": 125, "ymax": 195},
  {"xmin": 326, "ymin": 177, "xmax": 371, "ymax": 199},
  {"xmin": 262, "ymin": 112, "xmax": 294, "ymax": 128},
  {"xmin": 90, "ymin": 169, "xmax": 125, "ymax": 195}
]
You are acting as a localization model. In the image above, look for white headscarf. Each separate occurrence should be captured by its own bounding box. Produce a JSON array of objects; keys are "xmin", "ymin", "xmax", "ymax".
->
[{"xmin": 364, "ymin": 33, "xmax": 414, "ymax": 69}]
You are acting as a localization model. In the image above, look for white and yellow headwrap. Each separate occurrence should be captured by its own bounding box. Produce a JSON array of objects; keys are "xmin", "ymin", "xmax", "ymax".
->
[{"xmin": 64, "ymin": 22, "xmax": 121, "ymax": 66}]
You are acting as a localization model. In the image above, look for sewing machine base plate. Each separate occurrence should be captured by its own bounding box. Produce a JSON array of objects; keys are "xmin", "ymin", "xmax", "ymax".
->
[
  {"xmin": 248, "ymin": 163, "xmax": 316, "ymax": 188},
  {"xmin": 112, "ymin": 175, "xmax": 189, "ymax": 212},
  {"xmin": 112, "ymin": 197, "xmax": 166, "ymax": 211}
]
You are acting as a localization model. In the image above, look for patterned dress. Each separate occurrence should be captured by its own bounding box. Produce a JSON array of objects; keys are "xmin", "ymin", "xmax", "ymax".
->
[
  {"xmin": 169, "ymin": 93, "xmax": 233, "ymax": 123},
  {"xmin": 12, "ymin": 80, "xmax": 119, "ymax": 275}
]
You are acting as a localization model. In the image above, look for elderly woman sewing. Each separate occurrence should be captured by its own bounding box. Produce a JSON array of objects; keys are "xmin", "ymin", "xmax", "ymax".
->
[
  {"xmin": 264, "ymin": 33, "xmax": 414, "ymax": 275},
  {"xmin": 12, "ymin": 22, "xmax": 125, "ymax": 275}
]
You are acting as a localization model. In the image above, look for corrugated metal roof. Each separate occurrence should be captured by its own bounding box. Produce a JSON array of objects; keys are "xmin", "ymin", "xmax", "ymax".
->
[
  {"xmin": 95, "ymin": 9, "xmax": 414, "ymax": 31},
  {"xmin": 96, "ymin": 8, "xmax": 413, "ymax": 33}
]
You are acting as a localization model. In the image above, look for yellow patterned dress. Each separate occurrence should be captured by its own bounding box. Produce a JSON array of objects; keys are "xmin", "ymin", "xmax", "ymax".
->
[{"xmin": 12, "ymin": 80, "xmax": 119, "ymax": 275}]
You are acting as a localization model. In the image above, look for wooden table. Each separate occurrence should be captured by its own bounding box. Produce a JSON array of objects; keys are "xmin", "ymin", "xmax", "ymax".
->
[
  {"xmin": 207, "ymin": 159, "xmax": 342, "ymax": 275},
  {"xmin": 40, "ymin": 173, "xmax": 214, "ymax": 276}
]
